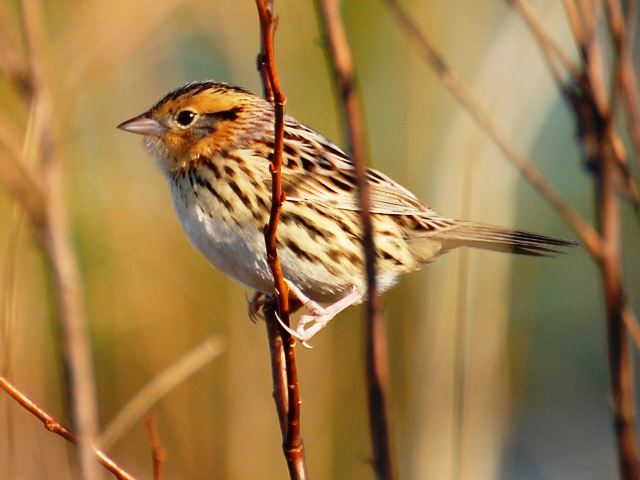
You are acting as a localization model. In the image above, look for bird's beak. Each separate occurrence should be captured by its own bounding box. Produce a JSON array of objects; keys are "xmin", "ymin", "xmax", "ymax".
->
[{"xmin": 117, "ymin": 113, "xmax": 165, "ymax": 136}]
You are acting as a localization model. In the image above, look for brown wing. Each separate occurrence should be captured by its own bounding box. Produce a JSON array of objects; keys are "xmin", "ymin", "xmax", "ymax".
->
[{"xmin": 278, "ymin": 118, "xmax": 433, "ymax": 216}]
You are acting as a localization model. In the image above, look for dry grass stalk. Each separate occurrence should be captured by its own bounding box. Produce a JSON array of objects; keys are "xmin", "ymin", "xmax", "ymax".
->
[
  {"xmin": 0, "ymin": 1, "xmax": 102, "ymax": 478},
  {"xmin": 144, "ymin": 414, "xmax": 166, "ymax": 480},
  {"xmin": 384, "ymin": 0, "xmax": 640, "ymax": 477},
  {"xmin": 0, "ymin": 376, "xmax": 135, "ymax": 480},
  {"xmin": 99, "ymin": 336, "xmax": 224, "ymax": 450},
  {"xmin": 315, "ymin": 1, "xmax": 393, "ymax": 479},
  {"xmin": 383, "ymin": 0, "xmax": 603, "ymax": 257}
]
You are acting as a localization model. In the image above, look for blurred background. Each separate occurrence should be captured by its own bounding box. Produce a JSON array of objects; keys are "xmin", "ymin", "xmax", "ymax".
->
[{"xmin": 0, "ymin": 0, "xmax": 638, "ymax": 478}]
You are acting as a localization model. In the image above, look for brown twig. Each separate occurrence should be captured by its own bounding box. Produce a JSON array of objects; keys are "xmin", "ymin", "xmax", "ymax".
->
[
  {"xmin": 0, "ymin": 213, "xmax": 22, "ymax": 379},
  {"xmin": 576, "ymin": 2, "xmax": 640, "ymax": 475},
  {"xmin": 509, "ymin": 0, "xmax": 580, "ymax": 87},
  {"xmin": 18, "ymin": 2, "xmax": 100, "ymax": 479},
  {"xmin": 99, "ymin": 336, "xmax": 224, "ymax": 449},
  {"xmin": 605, "ymin": 0, "xmax": 640, "ymax": 170},
  {"xmin": 509, "ymin": 1, "xmax": 640, "ymax": 216},
  {"xmin": 386, "ymin": 0, "xmax": 640, "ymax": 476},
  {"xmin": 596, "ymin": 125, "xmax": 640, "ymax": 479},
  {"xmin": 0, "ymin": 376, "xmax": 135, "ymax": 480},
  {"xmin": 0, "ymin": 112, "xmax": 46, "ymax": 240},
  {"xmin": 263, "ymin": 302, "xmax": 289, "ymax": 437},
  {"xmin": 0, "ymin": 151, "xmax": 44, "ymax": 240},
  {"xmin": 255, "ymin": 2, "xmax": 288, "ymax": 321},
  {"xmin": 254, "ymin": 2, "xmax": 307, "ymax": 479},
  {"xmin": 383, "ymin": 0, "xmax": 603, "ymax": 259},
  {"xmin": 507, "ymin": 1, "xmax": 640, "ymax": 476},
  {"xmin": 0, "ymin": 4, "xmax": 32, "ymax": 101},
  {"xmin": 623, "ymin": 308, "xmax": 640, "ymax": 352},
  {"xmin": 563, "ymin": 0, "xmax": 586, "ymax": 49},
  {"xmin": 144, "ymin": 415, "xmax": 166, "ymax": 480},
  {"xmin": 514, "ymin": 3, "xmax": 640, "ymax": 473},
  {"xmin": 315, "ymin": 1, "xmax": 393, "ymax": 479}
]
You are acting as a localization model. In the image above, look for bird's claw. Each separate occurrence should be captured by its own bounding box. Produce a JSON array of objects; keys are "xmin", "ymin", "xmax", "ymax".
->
[
  {"xmin": 274, "ymin": 312, "xmax": 315, "ymax": 348},
  {"xmin": 247, "ymin": 291, "xmax": 267, "ymax": 322}
]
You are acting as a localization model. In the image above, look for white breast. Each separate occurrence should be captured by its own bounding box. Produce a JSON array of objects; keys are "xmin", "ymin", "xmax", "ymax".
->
[{"xmin": 170, "ymin": 178, "xmax": 275, "ymax": 294}]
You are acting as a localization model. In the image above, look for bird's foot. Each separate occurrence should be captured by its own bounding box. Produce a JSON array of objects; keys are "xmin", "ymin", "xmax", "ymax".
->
[
  {"xmin": 247, "ymin": 291, "xmax": 268, "ymax": 322},
  {"xmin": 275, "ymin": 281, "xmax": 362, "ymax": 347}
]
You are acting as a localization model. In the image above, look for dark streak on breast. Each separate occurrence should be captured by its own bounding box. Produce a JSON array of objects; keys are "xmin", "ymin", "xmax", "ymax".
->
[
  {"xmin": 209, "ymin": 163, "xmax": 222, "ymax": 180},
  {"xmin": 228, "ymin": 180, "xmax": 251, "ymax": 207},
  {"xmin": 194, "ymin": 169, "xmax": 234, "ymax": 212},
  {"xmin": 223, "ymin": 165, "xmax": 236, "ymax": 178}
]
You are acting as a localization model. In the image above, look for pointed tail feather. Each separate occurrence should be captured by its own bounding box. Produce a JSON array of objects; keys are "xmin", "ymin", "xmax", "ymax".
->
[{"xmin": 424, "ymin": 222, "xmax": 577, "ymax": 257}]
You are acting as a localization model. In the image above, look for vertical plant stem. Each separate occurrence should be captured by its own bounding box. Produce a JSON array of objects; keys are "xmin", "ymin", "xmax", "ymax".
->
[
  {"xmin": 20, "ymin": 1, "xmax": 99, "ymax": 479},
  {"xmin": 597, "ymin": 134, "xmax": 640, "ymax": 479},
  {"xmin": 565, "ymin": 1, "xmax": 640, "ymax": 474},
  {"xmin": 263, "ymin": 303, "xmax": 288, "ymax": 437},
  {"xmin": 315, "ymin": 1, "xmax": 393, "ymax": 478},
  {"xmin": 383, "ymin": 0, "xmax": 603, "ymax": 257},
  {"xmin": 144, "ymin": 414, "xmax": 166, "ymax": 480},
  {"xmin": 254, "ymin": 1, "xmax": 307, "ymax": 478},
  {"xmin": 511, "ymin": 1, "xmax": 640, "ymax": 476}
]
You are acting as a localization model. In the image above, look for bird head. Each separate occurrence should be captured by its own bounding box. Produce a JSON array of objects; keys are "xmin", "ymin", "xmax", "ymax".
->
[{"xmin": 118, "ymin": 81, "xmax": 268, "ymax": 175}]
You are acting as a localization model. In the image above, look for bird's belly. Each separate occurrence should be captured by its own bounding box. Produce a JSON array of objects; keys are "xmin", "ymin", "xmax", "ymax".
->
[
  {"xmin": 171, "ymin": 186, "xmax": 363, "ymax": 302},
  {"xmin": 173, "ymin": 191, "xmax": 275, "ymax": 293}
]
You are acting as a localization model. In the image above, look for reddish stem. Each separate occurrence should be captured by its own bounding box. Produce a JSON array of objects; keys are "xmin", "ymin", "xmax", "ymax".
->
[
  {"xmin": 0, "ymin": 376, "xmax": 135, "ymax": 480},
  {"xmin": 255, "ymin": 2, "xmax": 307, "ymax": 479}
]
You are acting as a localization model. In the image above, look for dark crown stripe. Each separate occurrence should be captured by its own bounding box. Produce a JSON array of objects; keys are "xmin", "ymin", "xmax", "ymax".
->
[{"xmin": 152, "ymin": 81, "xmax": 253, "ymax": 110}]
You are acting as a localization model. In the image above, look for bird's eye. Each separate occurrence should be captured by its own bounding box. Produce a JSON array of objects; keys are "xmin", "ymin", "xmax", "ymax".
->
[{"xmin": 176, "ymin": 110, "xmax": 197, "ymax": 127}]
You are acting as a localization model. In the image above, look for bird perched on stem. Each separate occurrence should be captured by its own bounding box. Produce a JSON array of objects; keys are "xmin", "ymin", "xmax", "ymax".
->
[{"xmin": 118, "ymin": 80, "xmax": 574, "ymax": 344}]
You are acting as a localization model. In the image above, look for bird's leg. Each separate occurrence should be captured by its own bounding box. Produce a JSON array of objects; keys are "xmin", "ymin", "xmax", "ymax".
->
[
  {"xmin": 248, "ymin": 290, "xmax": 267, "ymax": 322},
  {"xmin": 278, "ymin": 280, "xmax": 363, "ymax": 347},
  {"xmin": 248, "ymin": 289, "xmax": 304, "ymax": 323}
]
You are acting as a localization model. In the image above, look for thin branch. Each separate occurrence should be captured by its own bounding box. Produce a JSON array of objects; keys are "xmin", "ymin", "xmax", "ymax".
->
[
  {"xmin": 98, "ymin": 336, "xmax": 224, "ymax": 450},
  {"xmin": 20, "ymin": 1, "xmax": 100, "ymax": 479},
  {"xmin": 509, "ymin": 0, "xmax": 581, "ymax": 85},
  {"xmin": 579, "ymin": 2, "xmax": 640, "ymax": 475},
  {"xmin": 0, "ymin": 376, "xmax": 136, "ymax": 480},
  {"xmin": 254, "ymin": 2, "xmax": 307, "ymax": 479},
  {"xmin": 0, "ymin": 112, "xmax": 46, "ymax": 238},
  {"xmin": 0, "ymin": 4, "xmax": 32, "ymax": 101},
  {"xmin": 144, "ymin": 415, "xmax": 166, "ymax": 480},
  {"xmin": 596, "ymin": 124, "xmax": 640, "ymax": 478},
  {"xmin": 386, "ymin": 1, "xmax": 639, "ymax": 475},
  {"xmin": 315, "ymin": 1, "xmax": 393, "ymax": 479},
  {"xmin": 1, "ymin": 214, "xmax": 22, "ymax": 377},
  {"xmin": 255, "ymin": 1, "xmax": 289, "ymax": 323},
  {"xmin": 383, "ymin": 0, "xmax": 603, "ymax": 259},
  {"xmin": 517, "ymin": 0, "xmax": 640, "ymax": 475},
  {"xmin": 510, "ymin": 1, "xmax": 640, "ymax": 215},
  {"xmin": 563, "ymin": 0, "xmax": 587, "ymax": 49},
  {"xmin": 263, "ymin": 302, "xmax": 289, "ymax": 437},
  {"xmin": 605, "ymin": 0, "xmax": 640, "ymax": 170},
  {"xmin": 22, "ymin": 0, "xmax": 98, "ymax": 480},
  {"xmin": 623, "ymin": 307, "xmax": 640, "ymax": 350},
  {"xmin": 580, "ymin": 3, "xmax": 609, "ymax": 117},
  {"xmin": 0, "ymin": 152, "xmax": 44, "ymax": 239}
]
